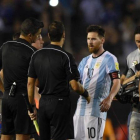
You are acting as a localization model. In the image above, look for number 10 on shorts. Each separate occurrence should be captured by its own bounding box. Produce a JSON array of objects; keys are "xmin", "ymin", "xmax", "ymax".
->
[{"xmin": 87, "ymin": 127, "xmax": 96, "ymax": 138}]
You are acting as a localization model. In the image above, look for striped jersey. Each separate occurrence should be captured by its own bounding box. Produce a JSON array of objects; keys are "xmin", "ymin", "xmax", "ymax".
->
[{"xmin": 75, "ymin": 51, "xmax": 119, "ymax": 120}]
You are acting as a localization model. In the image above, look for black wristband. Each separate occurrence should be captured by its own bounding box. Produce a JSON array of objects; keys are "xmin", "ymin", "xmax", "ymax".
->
[{"xmin": 81, "ymin": 90, "xmax": 89, "ymax": 98}]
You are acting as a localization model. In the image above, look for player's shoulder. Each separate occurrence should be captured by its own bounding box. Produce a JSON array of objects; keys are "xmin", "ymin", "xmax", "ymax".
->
[
  {"xmin": 63, "ymin": 50, "xmax": 73, "ymax": 57},
  {"xmin": 104, "ymin": 51, "xmax": 117, "ymax": 60},
  {"xmin": 31, "ymin": 48, "xmax": 44, "ymax": 58},
  {"xmin": 80, "ymin": 54, "xmax": 91, "ymax": 63},
  {"xmin": 127, "ymin": 49, "xmax": 138, "ymax": 59},
  {"xmin": 82, "ymin": 54, "xmax": 91, "ymax": 61},
  {"xmin": 1, "ymin": 40, "xmax": 14, "ymax": 48}
]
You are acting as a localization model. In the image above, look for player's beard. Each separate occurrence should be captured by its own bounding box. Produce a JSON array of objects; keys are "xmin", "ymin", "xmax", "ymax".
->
[{"xmin": 88, "ymin": 45, "xmax": 99, "ymax": 54}]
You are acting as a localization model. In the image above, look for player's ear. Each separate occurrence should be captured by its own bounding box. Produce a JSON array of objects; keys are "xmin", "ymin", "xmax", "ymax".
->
[{"xmin": 101, "ymin": 37, "xmax": 105, "ymax": 44}]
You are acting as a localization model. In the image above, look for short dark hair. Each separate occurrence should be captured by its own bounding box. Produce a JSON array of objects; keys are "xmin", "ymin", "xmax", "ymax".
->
[
  {"xmin": 20, "ymin": 17, "xmax": 44, "ymax": 36},
  {"xmin": 48, "ymin": 21, "xmax": 65, "ymax": 42},
  {"xmin": 87, "ymin": 25, "xmax": 105, "ymax": 37},
  {"xmin": 13, "ymin": 32, "xmax": 20, "ymax": 40},
  {"xmin": 134, "ymin": 26, "xmax": 140, "ymax": 35}
]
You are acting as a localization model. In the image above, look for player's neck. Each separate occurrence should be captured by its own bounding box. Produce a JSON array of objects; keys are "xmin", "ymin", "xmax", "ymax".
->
[
  {"xmin": 92, "ymin": 47, "xmax": 105, "ymax": 57},
  {"xmin": 51, "ymin": 42, "xmax": 63, "ymax": 48},
  {"xmin": 19, "ymin": 35, "xmax": 31, "ymax": 44}
]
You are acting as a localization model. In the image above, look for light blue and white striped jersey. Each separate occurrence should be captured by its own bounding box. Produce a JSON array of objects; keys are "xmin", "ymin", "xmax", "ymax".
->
[{"xmin": 75, "ymin": 51, "xmax": 119, "ymax": 120}]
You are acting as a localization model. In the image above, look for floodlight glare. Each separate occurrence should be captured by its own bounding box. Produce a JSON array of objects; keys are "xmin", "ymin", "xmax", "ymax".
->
[{"xmin": 49, "ymin": 0, "xmax": 59, "ymax": 7}]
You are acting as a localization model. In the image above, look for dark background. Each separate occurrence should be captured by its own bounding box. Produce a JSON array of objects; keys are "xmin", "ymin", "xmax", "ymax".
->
[{"xmin": 0, "ymin": 0, "xmax": 139, "ymax": 139}]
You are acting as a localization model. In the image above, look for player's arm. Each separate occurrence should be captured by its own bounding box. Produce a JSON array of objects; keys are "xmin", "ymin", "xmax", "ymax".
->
[
  {"xmin": 27, "ymin": 77, "xmax": 37, "ymax": 120},
  {"xmin": 120, "ymin": 74, "xmax": 126, "ymax": 84},
  {"xmin": 122, "ymin": 74, "xmax": 136, "ymax": 85},
  {"xmin": 28, "ymin": 77, "xmax": 36, "ymax": 105},
  {"xmin": 122, "ymin": 65, "xmax": 139, "ymax": 85},
  {"xmin": 66, "ymin": 54, "xmax": 90, "ymax": 103},
  {"xmin": 100, "ymin": 72, "xmax": 120, "ymax": 112},
  {"xmin": 27, "ymin": 53, "xmax": 37, "ymax": 105},
  {"xmin": 70, "ymin": 80, "xmax": 90, "ymax": 103},
  {"xmin": 108, "ymin": 78, "xmax": 120, "ymax": 100},
  {"xmin": 100, "ymin": 56, "xmax": 120, "ymax": 112},
  {"xmin": 34, "ymin": 79, "xmax": 41, "ymax": 109}
]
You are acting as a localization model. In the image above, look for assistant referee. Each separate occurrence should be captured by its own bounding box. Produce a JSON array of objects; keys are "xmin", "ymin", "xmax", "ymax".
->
[
  {"xmin": 0, "ymin": 17, "xmax": 44, "ymax": 140},
  {"xmin": 28, "ymin": 21, "xmax": 90, "ymax": 140}
]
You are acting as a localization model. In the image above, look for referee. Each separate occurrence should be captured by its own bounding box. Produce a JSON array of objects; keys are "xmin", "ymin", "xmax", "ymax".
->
[
  {"xmin": 28, "ymin": 21, "xmax": 90, "ymax": 140},
  {"xmin": 0, "ymin": 17, "xmax": 44, "ymax": 140}
]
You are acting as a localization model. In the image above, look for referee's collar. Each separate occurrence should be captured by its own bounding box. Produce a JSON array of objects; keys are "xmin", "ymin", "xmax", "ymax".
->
[
  {"xmin": 17, "ymin": 38, "xmax": 37, "ymax": 51},
  {"xmin": 17, "ymin": 38, "xmax": 31, "ymax": 47},
  {"xmin": 46, "ymin": 44, "xmax": 63, "ymax": 50}
]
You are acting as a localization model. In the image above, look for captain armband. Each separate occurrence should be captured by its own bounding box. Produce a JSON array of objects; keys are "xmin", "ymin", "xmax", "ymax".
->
[{"xmin": 109, "ymin": 71, "xmax": 120, "ymax": 80}]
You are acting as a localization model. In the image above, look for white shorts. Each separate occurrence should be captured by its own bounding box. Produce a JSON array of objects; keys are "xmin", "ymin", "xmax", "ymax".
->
[{"xmin": 73, "ymin": 115, "xmax": 105, "ymax": 140}]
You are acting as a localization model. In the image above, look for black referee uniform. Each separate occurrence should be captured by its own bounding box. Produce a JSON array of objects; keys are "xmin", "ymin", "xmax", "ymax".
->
[
  {"xmin": 0, "ymin": 38, "xmax": 36, "ymax": 134},
  {"xmin": 28, "ymin": 44, "xmax": 80, "ymax": 140}
]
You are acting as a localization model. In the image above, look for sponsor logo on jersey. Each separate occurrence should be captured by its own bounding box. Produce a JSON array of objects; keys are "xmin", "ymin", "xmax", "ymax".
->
[
  {"xmin": 95, "ymin": 62, "xmax": 101, "ymax": 68},
  {"xmin": 132, "ymin": 60, "xmax": 138, "ymax": 66},
  {"xmin": 115, "ymin": 62, "xmax": 119, "ymax": 70}
]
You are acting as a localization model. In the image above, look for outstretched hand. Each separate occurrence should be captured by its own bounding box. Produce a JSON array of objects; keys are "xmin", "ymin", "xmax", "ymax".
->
[{"xmin": 86, "ymin": 96, "xmax": 91, "ymax": 104}]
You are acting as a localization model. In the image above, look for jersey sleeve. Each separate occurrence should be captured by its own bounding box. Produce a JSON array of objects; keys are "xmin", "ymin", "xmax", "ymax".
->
[
  {"xmin": 28, "ymin": 54, "xmax": 37, "ymax": 78},
  {"xmin": 64, "ymin": 53, "xmax": 80, "ymax": 82},
  {"xmin": 106, "ymin": 56, "xmax": 120, "ymax": 74}
]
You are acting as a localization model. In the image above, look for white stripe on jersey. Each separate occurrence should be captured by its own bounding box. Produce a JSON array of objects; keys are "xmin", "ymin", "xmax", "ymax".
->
[{"xmin": 85, "ymin": 53, "xmax": 106, "ymax": 116}]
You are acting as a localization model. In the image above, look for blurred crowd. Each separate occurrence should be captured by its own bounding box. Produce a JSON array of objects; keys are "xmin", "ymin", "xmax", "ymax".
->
[
  {"xmin": 0, "ymin": 0, "xmax": 140, "ymax": 72},
  {"xmin": 1, "ymin": 0, "xmax": 139, "ymax": 139}
]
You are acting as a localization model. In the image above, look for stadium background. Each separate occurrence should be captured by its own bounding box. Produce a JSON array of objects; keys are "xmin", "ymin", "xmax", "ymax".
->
[{"xmin": 0, "ymin": 0, "xmax": 140, "ymax": 139}]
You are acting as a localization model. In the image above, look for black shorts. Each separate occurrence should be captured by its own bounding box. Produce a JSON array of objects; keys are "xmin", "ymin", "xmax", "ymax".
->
[
  {"xmin": 66, "ymin": 91, "xmax": 79, "ymax": 139},
  {"xmin": 1, "ymin": 92, "xmax": 36, "ymax": 135},
  {"xmin": 39, "ymin": 95, "xmax": 70, "ymax": 140}
]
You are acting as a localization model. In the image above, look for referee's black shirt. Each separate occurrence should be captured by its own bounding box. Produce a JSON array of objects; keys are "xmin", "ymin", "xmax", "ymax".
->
[
  {"xmin": 0, "ymin": 38, "xmax": 37, "ymax": 94},
  {"xmin": 28, "ymin": 44, "xmax": 80, "ymax": 97}
]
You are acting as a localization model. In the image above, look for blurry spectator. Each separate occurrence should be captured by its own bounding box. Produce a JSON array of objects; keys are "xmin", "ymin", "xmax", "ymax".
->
[
  {"xmin": 119, "ymin": 16, "xmax": 135, "ymax": 42},
  {"xmin": 101, "ymin": 1, "xmax": 119, "ymax": 26},
  {"xmin": 80, "ymin": 0, "xmax": 104, "ymax": 25}
]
